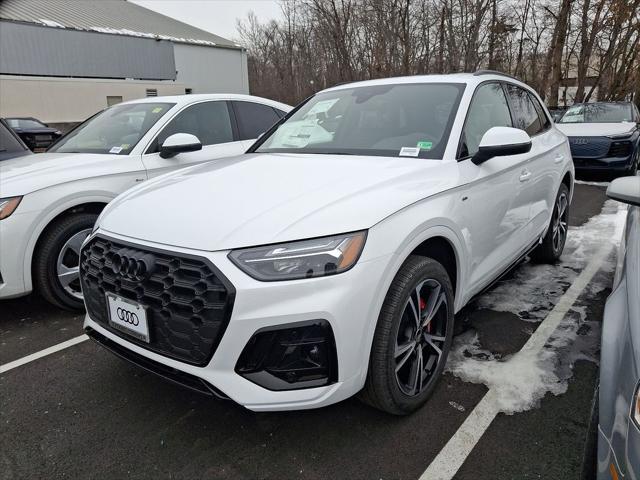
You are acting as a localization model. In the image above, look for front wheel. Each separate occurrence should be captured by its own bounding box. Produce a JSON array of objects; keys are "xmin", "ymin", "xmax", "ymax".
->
[
  {"xmin": 531, "ymin": 183, "xmax": 570, "ymax": 264},
  {"xmin": 33, "ymin": 213, "xmax": 96, "ymax": 311},
  {"xmin": 360, "ymin": 255, "xmax": 454, "ymax": 415}
]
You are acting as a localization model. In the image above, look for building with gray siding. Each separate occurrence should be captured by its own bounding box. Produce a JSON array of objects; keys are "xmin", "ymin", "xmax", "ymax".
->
[{"xmin": 0, "ymin": 0, "xmax": 249, "ymax": 127}]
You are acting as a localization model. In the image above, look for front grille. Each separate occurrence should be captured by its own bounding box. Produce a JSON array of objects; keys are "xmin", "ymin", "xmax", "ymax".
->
[
  {"xmin": 569, "ymin": 137, "xmax": 610, "ymax": 158},
  {"xmin": 80, "ymin": 235, "xmax": 235, "ymax": 366},
  {"xmin": 607, "ymin": 141, "xmax": 632, "ymax": 157}
]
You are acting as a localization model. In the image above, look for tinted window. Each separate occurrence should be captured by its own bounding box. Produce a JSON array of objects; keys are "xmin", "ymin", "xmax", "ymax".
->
[
  {"xmin": 528, "ymin": 92, "xmax": 551, "ymax": 131},
  {"xmin": 459, "ymin": 83, "xmax": 513, "ymax": 158},
  {"xmin": 505, "ymin": 85, "xmax": 543, "ymax": 135},
  {"xmin": 256, "ymin": 83, "xmax": 465, "ymax": 159},
  {"xmin": 273, "ymin": 108, "xmax": 287, "ymax": 118},
  {"xmin": 234, "ymin": 101, "xmax": 281, "ymax": 140},
  {"xmin": 152, "ymin": 101, "xmax": 233, "ymax": 152},
  {"xmin": 0, "ymin": 121, "xmax": 28, "ymax": 157}
]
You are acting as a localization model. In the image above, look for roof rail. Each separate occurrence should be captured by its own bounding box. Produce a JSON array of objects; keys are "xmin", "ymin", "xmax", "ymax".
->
[{"xmin": 473, "ymin": 70, "xmax": 519, "ymax": 81}]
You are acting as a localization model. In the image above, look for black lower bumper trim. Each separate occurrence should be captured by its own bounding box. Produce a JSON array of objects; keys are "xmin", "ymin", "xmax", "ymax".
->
[{"xmin": 85, "ymin": 327, "xmax": 229, "ymax": 400}]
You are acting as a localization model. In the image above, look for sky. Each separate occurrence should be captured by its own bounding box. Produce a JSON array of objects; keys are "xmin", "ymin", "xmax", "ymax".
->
[{"xmin": 130, "ymin": 0, "xmax": 282, "ymax": 42}]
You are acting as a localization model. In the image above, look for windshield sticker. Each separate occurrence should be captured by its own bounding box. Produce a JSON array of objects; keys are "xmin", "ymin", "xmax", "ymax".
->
[
  {"xmin": 417, "ymin": 141, "xmax": 433, "ymax": 150},
  {"xmin": 120, "ymin": 144, "xmax": 130, "ymax": 150},
  {"xmin": 399, "ymin": 147, "xmax": 420, "ymax": 157},
  {"xmin": 152, "ymin": 107, "xmax": 163, "ymax": 114},
  {"xmin": 306, "ymin": 99, "xmax": 339, "ymax": 116},
  {"xmin": 109, "ymin": 146, "xmax": 123, "ymax": 154}
]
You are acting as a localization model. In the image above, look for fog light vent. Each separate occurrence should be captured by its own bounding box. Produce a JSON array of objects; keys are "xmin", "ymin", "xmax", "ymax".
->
[{"xmin": 235, "ymin": 320, "xmax": 338, "ymax": 391}]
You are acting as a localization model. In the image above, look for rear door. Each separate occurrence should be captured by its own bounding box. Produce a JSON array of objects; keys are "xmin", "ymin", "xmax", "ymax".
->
[
  {"xmin": 141, "ymin": 100, "xmax": 246, "ymax": 179},
  {"xmin": 504, "ymin": 84, "xmax": 565, "ymax": 239},
  {"xmin": 457, "ymin": 82, "xmax": 533, "ymax": 295}
]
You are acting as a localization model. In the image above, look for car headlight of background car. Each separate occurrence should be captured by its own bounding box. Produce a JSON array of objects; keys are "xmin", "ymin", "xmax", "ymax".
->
[
  {"xmin": 0, "ymin": 197, "xmax": 22, "ymax": 220},
  {"xmin": 229, "ymin": 231, "xmax": 367, "ymax": 281}
]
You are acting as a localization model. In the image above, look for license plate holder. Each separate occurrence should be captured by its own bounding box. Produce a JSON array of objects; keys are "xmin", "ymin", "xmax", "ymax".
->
[{"xmin": 106, "ymin": 293, "xmax": 150, "ymax": 343}]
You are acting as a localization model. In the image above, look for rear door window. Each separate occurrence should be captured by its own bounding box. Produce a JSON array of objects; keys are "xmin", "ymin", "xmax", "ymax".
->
[
  {"xmin": 0, "ymin": 121, "xmax": 28, "ymax": 157},
  {"xmin": 232, "ymin": 101, "xmax": 282, "ymax": 140},
  {"xmin": 505, "ymin": 85, "xmax": 544, "ymax": 136}
]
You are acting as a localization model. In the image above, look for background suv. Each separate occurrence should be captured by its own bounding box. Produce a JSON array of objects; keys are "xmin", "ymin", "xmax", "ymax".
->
[{"xmin": 82, "ymin": 72, "xmax": 574, "ymax": 414}]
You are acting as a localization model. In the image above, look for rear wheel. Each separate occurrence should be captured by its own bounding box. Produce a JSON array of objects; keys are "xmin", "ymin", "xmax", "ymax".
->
[
  {"xmin": 531, "ymin": 183, "xmax": 570, "ymax": 264},
  {"xmin": 360, "ymin": 255, "xmax": 454, "ymax": 415},
  {"xmin": 33, "ymin": 213, "xmax": 96, "ymax": 311}
]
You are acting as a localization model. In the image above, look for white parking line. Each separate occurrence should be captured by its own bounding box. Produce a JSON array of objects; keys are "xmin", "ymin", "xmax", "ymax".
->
[
  {"xmin": 419, "ymin": 241, "xmax": 614, "ymax": 480},
  {"xmin": 0, "ymin": 334, "xmax": 88, "ymax": 374}
]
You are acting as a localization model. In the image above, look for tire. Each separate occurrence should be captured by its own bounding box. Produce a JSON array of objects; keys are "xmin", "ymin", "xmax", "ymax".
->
[
  {"xmin": 33, "ymin": 212, "xmax": 97, "ymax": 311},
  {"xmin": 360, "ymin": 255, "xmax": 454, "ymax": 415},
  {"xmin": 580, "ymin": 385, "xmax": 599, "ymax": 480},
  {"xmin": 531, "ymin": 183, "xmax": 570, "ymax": 264}
]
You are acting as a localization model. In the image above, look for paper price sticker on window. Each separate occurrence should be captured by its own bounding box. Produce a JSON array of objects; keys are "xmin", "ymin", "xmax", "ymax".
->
[
  {"xmin": 399, "ymin": 147, "xmax": 420, "ymax": 157},
  {"xmin": 109, "ymin": 146, "xmax": 123, "ymax": 154}
]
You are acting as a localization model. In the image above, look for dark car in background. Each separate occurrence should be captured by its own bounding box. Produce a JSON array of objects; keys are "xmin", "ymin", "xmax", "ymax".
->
[
  {"xmin": 555, "ymin": 102, "xmax": 640, "ymax": 176},
  {"xmin": 0, "ymin": 118, "xmax": 31, "ymax": 161},
  {"xmin": 5, "ymin": 117, "xmax": 63, "ymax": 152}
]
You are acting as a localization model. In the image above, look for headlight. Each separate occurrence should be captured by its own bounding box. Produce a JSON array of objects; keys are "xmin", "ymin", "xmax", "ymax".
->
[
  {"xmin": 607, "ymin": 131, "xmax": 635, "ymax": 140},
  {"xmin": 0, "ymin": 197, "xmax": 22, "ymax": 220},
  {"xmin": 228, "ymin": 231, "xmax": 367, "ymax": 281}
]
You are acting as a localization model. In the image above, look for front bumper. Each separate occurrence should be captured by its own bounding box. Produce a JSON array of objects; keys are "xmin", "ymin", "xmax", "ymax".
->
[
  {"xmin": 0, "ymin": 209, "xmax": 35, "ymax": 299},
  {"xmin": 573, "ymin": 153, "xmax": 636, "ymax": 171},
  {"xmin": 83, "ymin": 230, "xmax": 393, "ymax": 411}
]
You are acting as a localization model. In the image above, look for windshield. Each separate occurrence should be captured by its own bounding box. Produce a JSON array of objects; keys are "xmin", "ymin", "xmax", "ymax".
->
[
  {"xmin": 49, "ymin": 102, "xmax": 174, "ymax": 155},
  {"xmin": 7, "ymin": 118, "xmax": 47, "ymax": 129},
  {"xmin": 255, "ymin": 83, "xmax": 465, "ymax": 159},
  {"xmin": 558, "ymin": 103, "xmax": 633, "ymax": 124}
]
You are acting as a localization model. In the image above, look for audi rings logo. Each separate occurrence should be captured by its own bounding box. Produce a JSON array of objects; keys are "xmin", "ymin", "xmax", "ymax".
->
[
  {"xmin": 116, "ymin": 307, "xmax": 139, "ymax": 326},
  {"xmin": 111, "ymin": 248, "xmax": 156, "ymax": 281}
]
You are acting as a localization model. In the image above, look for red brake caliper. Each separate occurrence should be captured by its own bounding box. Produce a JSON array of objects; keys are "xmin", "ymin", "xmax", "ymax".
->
[{"xmin": 419, "ymin": 298, "xmax": 432, "ymax": 332}]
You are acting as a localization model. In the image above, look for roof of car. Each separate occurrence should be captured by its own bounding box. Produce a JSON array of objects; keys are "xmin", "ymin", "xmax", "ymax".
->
[
  {"xmin": 322, "ymin": 72, "xmax": 533, "ymax": 93},
  {"xmin": 120, "ymin": 94, "xmax": 291, "ymax": 111}
]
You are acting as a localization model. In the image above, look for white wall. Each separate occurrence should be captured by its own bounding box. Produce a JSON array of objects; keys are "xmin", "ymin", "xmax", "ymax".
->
[
  {"xmin": 174, "ymin": 43, "xmax": 248, "ymax": 94},
  {"xmin": 0, "ymin": 75, "xmax": 185, "ymax": 123}
]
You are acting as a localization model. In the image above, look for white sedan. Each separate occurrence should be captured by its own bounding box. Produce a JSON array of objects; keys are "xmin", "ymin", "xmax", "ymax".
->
[
  {"xmin": 0, "ymin": 94, "xmax": 291, "ymax": 309},
  {"xmin": 82, "ymin": 72, "xmax": 574, "ymax": 414}
]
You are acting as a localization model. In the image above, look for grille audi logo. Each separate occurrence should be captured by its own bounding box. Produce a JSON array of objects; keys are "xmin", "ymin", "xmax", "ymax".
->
[
  {"xmin": 571, "ymin": 138, "xmax": 589, "ymax": 145},
  {"xmin": 116, "ymin": 307, "xmax": 139, "ymax": 326},
  {"xmin": 111, "ymin": 248, "xmax": 156, "ymax": 281}
]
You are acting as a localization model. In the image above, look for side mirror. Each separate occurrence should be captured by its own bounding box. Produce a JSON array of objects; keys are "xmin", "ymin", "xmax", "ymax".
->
[
  {"xmin": 472, "ymin": 127, "xmax": 532, "ymax": 165},
  {"xmin": 607, "ymin": 176, "xmax": 640, "ymax": 207},
  {"xmin": 160, "ymin": 133, "xmax": 202, "ymax": 158}
]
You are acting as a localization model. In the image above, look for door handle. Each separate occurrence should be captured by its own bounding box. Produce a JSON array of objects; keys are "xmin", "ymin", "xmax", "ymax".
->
[
  {"xmin": 554, "ymin": 154, "xmax": 564, "ymax": 164},
  {"xmin": 519, "ymin": 170, "xmax": 532, "ymax": 182}
]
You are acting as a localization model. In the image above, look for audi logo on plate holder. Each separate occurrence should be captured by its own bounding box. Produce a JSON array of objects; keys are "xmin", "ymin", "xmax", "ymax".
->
[{"xmin": 105, "ymin": 292, "xmax": 150, "ymax": 343}]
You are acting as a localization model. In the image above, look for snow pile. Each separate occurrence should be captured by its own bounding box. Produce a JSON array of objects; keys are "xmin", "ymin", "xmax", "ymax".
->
[
  {"xmin": 38, "ymin": 19, "xmax": 65, "ymax": 28},
  {"xmin": 446, "ymin": 200, "xmax": 627, "ymax": 414}
]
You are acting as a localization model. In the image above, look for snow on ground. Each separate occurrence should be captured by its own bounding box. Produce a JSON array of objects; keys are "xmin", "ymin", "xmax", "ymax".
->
[
  {"xmin": 575, "ymin": 180, "xmax": 611, "ymax": 187},
  {"xmin": 446, "ymin": 200, "xmax": 627, "ymax": 414}
]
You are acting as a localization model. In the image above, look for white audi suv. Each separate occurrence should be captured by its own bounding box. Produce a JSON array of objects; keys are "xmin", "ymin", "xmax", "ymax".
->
[
  {"xmin": 81, "ymin": 72, "xmax": 573, "ymax": 414},
  {"xmin": 0, "ymin": 94, "xmax": 290, "ymax": 310}
]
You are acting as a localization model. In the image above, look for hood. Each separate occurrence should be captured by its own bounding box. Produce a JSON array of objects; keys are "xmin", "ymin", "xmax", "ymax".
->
[
  {"xmin": 100, "ymin": 153, "xmax": 459, "ymax": 251},
  {"xmin": 555, "ymin": 122, "xmax": 637, "ymax": 137},
  {"xmin": 0, "ymin": 152, "xmax": 121, "ymax": 197}
]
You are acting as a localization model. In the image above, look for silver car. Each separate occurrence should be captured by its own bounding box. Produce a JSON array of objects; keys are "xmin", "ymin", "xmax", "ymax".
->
[{"xmin": 595, "ymin": 176, "xmax": 640, "ymax": 479}]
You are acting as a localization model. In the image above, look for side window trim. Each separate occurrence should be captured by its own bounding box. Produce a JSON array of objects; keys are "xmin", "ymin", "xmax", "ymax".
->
[
  {"xmin": 456, "ymin": 80, "xmax": 510, "ymax": 161},
  {"xmin": 227, "ymin": 100, "xmax": 241, "ymax": 142}
]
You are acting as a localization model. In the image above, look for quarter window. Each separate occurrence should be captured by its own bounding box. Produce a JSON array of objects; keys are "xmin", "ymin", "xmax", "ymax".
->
[
  {"xmin": 233, "ymin": 101, "xmax": 282, "ymax": 140},
  {"xmin": 150, "ymin": 101, "xmax": 233, "ymax": 153},
  {"xmin": 459, "ymin": 82, "xmax": 513, "ymax": 158},
  {"xmin": 505, "ymin": 85, "xmax": 544, "ymax": 136}
]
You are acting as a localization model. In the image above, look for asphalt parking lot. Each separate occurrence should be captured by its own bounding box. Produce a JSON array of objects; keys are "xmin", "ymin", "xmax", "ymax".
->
[{"xmin": 0, "ymin": 181, "xmax": 624, "ymax": 480}]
